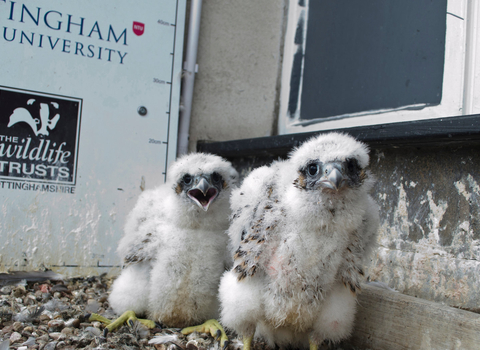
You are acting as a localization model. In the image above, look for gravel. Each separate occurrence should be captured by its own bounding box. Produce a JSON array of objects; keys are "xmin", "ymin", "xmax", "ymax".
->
[
  {"xmin": 0, "ymin": 273, "xmax": 251, "ymax": 350},
  {"xmin": 0, "ymin": 273, "xmax": 350, "ymax": 350}
]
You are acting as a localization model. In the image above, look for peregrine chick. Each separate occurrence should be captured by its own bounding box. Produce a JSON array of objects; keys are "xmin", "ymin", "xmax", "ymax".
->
[
  {"xmin": 219, "ymin": 133, "xmax": 379, "ymax": 350},
  {"xmin": 91, "ymin": 153, "xmax": 238, "ymax": 343}
]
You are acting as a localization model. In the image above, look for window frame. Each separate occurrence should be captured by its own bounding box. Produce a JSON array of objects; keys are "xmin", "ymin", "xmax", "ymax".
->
[{"xmin": 278, "ymin": 0, "xmax": 471, "ymax": 135}]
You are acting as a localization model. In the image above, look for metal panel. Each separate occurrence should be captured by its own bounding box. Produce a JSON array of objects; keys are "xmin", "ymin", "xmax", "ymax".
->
[{"xmin": 0, "ymin": 0, "xmax": 186, "ymax": 275}]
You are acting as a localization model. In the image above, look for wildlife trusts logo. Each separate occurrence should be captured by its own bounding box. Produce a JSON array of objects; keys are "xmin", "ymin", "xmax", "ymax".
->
[
  {"xmin": 0, "ymin": 86, "xmax": 82, "ymax": 191},
  {"xmin": 8, "ymin": 99, "xmax": 60, "ymax": 136}
]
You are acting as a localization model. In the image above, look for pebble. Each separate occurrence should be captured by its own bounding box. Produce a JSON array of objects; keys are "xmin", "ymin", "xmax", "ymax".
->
[
  {"xmin": 37, "ymin": 334, "xmax": 50, "ymax": 342},
  {"xmin": 10, "ymin": 331, "xmax": 22, "ymax": 342},
  {"xmin": 51, "ymin": 284, "xmax": 69, "ymax": 293},
  {"xmin": 35, "ymin": 290, "xmax": 44, "ymax": 300},
  {"xmin": 48, "ymin": 332, "xmax": 64, "ymax": 340},
  {"xmin": 13, "ymin": 321, "xmax": 24, "ymax": 331},
  {"xmin": 39, "ymin": 314, "xmax": 51, "ymax": 323},
  {"xmin": 91, "ymin": 321, "xmax": 103, "ymax": 329},
  {"xmin": 85, "ymin": 299, "xmax": 101, "ymax": 313},
  {"xmin": 48, "ymin": 319, "xmax": 65, "ymax": 331},
  {"xmin": 1, "ymin": 325, "xmax": 14, "ymax": 335},
  {"xmin": 13, "ymin": 286, "xmax": 26, "ymax": 298},
  {"xmin": 84, "ymin": 326, "xmax": 102, "ymax": 337},
  {"xmin": 40, "ymin": 284, "xmax": 51, "ymax": 293},
  {"xmin": 65, "ymin": 318, "xmax": 81, "ymax": 328},
  {"xmin": 1, "ymin": 286, "xmax": 13, "ymax": 294},
  {"xmin": 60, "ymin": 327, "xmax": 74, "ymax": 336},
  {"xmin": 98, "ymin": 294, "xmax": 108, "ymax": 303},
  {"xmin": 38, "ymin": 325, "xmax": 49, "ymax": 333},
  {"xmin": 186, "ymin": 339, "xmax": 200, "ymax": 350},
  {"xmin": 24, "ymin": 294, "xmax": 37, "ymax": 305},
  {"xmin": 22, "ymin": 336, "xmax": 37, "ymax": 346},
  {"xmin": 43, "ymin": 341, "xmax": 58, "ymax": 350}
]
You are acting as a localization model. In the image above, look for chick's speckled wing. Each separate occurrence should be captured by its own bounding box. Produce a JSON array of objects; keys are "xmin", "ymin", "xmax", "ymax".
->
[
  {"xmin": 338, "ymin": 194, "xmax": 380, "ymax": 292},
  {"xmin": 228, "ymin": 162, "xmax": 286, "ymax": 281},
  {"xmin": 117, "ymin": 186, "xmax": 171, "ymax": 267}
]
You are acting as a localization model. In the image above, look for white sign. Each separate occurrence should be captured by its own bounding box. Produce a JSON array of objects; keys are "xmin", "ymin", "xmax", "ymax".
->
[{"xmin": 0, "ymin": 0, "xmax": 186, "ymax": 274}]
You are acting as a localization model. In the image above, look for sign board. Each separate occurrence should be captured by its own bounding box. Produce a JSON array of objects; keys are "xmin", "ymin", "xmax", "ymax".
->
[{"xmin": 0, "ymin": 0, "xmax": 186, "ymax": 275}]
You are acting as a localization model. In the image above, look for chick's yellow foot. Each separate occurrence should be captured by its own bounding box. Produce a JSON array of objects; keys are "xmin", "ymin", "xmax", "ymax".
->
[
  {"xmin": 89, "ymin": 310, "xmax": 156, "ymax": 335},
  {"xmin": 181, "ymin": 319, "xmax": 229, "ymax": 349}
]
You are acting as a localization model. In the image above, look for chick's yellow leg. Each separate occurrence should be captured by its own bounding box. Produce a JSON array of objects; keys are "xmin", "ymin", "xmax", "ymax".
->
[
  {"xmin": 181, "ymin": 319, "xmax": 229, "ymax": 349},
  {"xmin": 89, "ymin": 310, "xmax": 156, "ymax": 333},
  {"xmin": 242, "ymin": 335, "xmax": 253, "ymax": 350},
  {"xmin": 88, "ymin": 313, "xmax": 112, "ymax": 325},
  {"xmin": 308, "ymin": 335, "xmax": 321, "ymax": 350}
]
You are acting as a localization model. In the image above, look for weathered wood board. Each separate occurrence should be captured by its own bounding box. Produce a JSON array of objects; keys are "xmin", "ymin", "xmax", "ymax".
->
[{"xmin": 346, "ymin": 284, "xmax": 480, "ymax": 349}]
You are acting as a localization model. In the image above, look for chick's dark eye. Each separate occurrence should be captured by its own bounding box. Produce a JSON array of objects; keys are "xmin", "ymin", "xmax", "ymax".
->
[
  {"xmin": 211, "ymin": 172, "xmax": 222, "ymax": 184},
  {"xmin": 346, "ymin": 158, "xmax": 359, "ymax": 174},
  {"xmin": 307, "ymin": 163, "xmax": 319, "ymax": 176},
  {"xmin": 183, "ymin": 174, "xmax": 192, "ymax": 185}
]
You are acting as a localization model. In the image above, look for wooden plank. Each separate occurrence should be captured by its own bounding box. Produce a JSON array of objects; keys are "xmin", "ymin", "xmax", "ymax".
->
[{"xmin": 346, "ymin": 284, "xmax": 480, "ymax": 350}]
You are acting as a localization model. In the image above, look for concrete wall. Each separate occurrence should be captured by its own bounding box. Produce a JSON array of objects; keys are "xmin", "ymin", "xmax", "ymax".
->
[
  {"xmin": 368, "ymin": 144, "xmax": 480, "ymax": 312},
  {"xmin": 187, "ymin": 0, "xmax": 287, "ymax": 151}
]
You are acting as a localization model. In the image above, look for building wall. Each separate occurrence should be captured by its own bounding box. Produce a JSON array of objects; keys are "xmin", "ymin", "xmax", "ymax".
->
[
  {"xmin": 189, "ymin": 1, "xmax": 480, "ymax": 311},
  {"xmin": 368, "ymin": 144, "xmax": 480, "ymax": 311},
  {"xmin": 187, "ymin": 0, "xmax": 287, "ymax": 151}
]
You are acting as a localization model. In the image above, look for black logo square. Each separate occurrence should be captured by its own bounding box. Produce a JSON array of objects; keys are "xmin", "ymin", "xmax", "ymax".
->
[{"xmin": 0, "ymin": 86, "xmax": 82, "ymax": 185}]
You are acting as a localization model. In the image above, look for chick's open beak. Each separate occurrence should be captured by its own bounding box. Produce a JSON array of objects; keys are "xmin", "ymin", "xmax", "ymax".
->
[{"xmin": 187, "ymin": 176, "xmax": 219, "ymax": 211}]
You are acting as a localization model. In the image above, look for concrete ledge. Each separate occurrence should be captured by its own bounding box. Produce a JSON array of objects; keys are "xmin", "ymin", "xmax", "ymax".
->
[
  {"xmin": 197, "ymin": 114, "xmax": 480, "ymax": 157},
  {"xmin": 347, "ymin": 284, "xmax": 480, "ymax": 349}
]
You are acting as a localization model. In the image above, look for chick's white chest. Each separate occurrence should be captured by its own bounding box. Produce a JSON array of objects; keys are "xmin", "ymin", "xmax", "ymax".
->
[
  {"xmin": 150, "ymin": 227, "xmax": 228, "ymax": 326},
  {"xmin": 262, "ymin": 224, "xmax": 348, "ymax": 330},
  {"xmin": 267, "ymin": 229, "xmax": 345, "ymax": 286},
  {"xmin": 162, "ymin": 227, "xmax": 228, "ymax": 282}
]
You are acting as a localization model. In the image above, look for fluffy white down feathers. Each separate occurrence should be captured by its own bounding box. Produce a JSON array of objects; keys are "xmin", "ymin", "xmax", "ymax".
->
[
  {"xmin": 109, "ymin": 153, "xmax": 238, "ymax": 327},
  {"xmin": 219, "ymin": 132, "xmax": 380, "ymax": 348}
]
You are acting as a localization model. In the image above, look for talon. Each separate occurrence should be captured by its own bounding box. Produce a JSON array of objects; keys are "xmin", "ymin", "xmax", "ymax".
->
[
  {"xmin": 181, "ymin": 319, "xmax": 229, "ymax": 347},
  {"xmin": 222, "ymin": 340, "xmax": 230, "ymax": 350},
  {"xmin": 128, "ymin": 319, "xmax": 135, "ymax": 328},
  {"xmin": 103, "ymin": 328, "xmax": 109, "ymax": 338}
]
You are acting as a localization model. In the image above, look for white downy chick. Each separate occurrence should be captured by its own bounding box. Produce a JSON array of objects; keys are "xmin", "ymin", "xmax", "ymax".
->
[{"xmin": 219, "ymin": 133, "xmax": 379, "ymax": 349}]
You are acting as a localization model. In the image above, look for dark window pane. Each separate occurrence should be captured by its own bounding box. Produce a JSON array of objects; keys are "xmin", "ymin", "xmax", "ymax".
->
[{"xmin": 296, "ymin": 0, "xmax": 447, "ymax": 120}]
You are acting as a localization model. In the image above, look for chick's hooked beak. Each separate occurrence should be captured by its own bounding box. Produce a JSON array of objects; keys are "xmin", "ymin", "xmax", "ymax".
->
[
  {"xmin": 319, "ymin": 162, "xmax": 345, "ymax": 191},
  {"xmin": 187, "ymin": 176, "xmax": 219, "ymax": 211}
]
